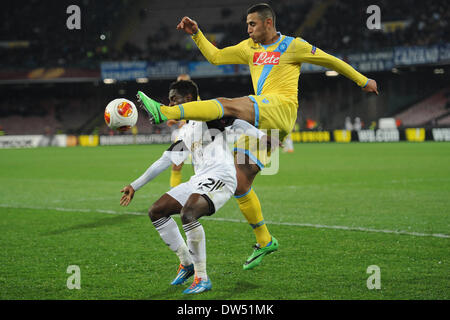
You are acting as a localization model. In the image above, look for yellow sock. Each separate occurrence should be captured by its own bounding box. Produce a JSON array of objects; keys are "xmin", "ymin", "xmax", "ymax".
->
[
  {"xmin": 235, "ymin": 188, "xmax": 272, "ymax": 247},
  {"xmin": 160, "ymin": 99, "xmax": 224, "ymax": 121},
  {"xmin": 170, "ymin": 169, "xmax": 182, "ymax": 188}
]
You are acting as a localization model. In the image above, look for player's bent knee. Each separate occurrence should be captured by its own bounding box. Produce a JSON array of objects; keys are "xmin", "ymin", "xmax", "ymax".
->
[
  {"xmin": 216, "ymin": 97, "xmax": 254, "ymax": 122},
  {"xmin": 180, "ymin": 206, "xmax": 196, "ymax": 225},
  {"xmin": 215, "ymin": 98, "xmax": 236, "ymax": 117},
  {"xmin": 148, "ymin": 203, "xmax": 167, "ymax": 222}
]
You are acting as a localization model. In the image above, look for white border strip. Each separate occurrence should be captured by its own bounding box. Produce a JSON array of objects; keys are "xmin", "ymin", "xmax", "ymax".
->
[{"xmin": 1, "ymin": 204, "xmax": 448, "ymax": 239}]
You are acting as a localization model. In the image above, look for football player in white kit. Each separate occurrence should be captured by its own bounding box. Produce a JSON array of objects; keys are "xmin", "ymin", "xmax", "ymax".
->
[{"xmin": 119, "ymin": 80, "xmax": 272, "ymax": 294}]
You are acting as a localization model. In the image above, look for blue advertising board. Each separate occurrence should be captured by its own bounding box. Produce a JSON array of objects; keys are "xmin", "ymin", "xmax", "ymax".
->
[
  {"xmin": 101, "ymin": 61, "xmax": 148, "ymax": 80},
  {"xmin": 101, "ymin": 43, "xmax": 450, "ymax": 80},
  {"xmin": 394, "ymin": 46, "xmax": 440, "ymax": 65}
]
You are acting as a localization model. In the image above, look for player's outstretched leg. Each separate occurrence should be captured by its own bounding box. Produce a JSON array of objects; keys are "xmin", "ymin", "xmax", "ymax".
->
[
  {"xmin": 137, "ymin": 91, "xmax": 256, "ymax": 125},
  {"xmin": 137, "ymin": 91, "xmax": 224, "ymax": 124},
  {"xmin": 137, "ymin": 91, "xmax": 167, "ymax": 124},
  {"xmin": 149, "ymin": 194, "xmax": 194, "ymax": 285}
]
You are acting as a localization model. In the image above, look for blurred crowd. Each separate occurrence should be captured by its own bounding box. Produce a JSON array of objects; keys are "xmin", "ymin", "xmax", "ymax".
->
[
  {"xmin": 0, "ymin": 0, "xmax": 448, "ymax": 69},
  {"xmin": 0, "ymin": 0, "xmax": 126, "ymax": 69},
  {"xmin": 302, "ymin": 0, "xmax": 450, "ymax": 53}
]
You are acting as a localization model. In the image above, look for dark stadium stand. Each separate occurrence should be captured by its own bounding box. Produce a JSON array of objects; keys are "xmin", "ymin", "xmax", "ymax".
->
[
  {"xmin": 0, "ymin": 0, "xmax": 127, "ymax": 69},
  {"xmin": 300, "ymin": 0, "xmax": 449, "ymax": 52},
  {"xmin": 1, "ymin": 0, "xmax": 448, "ymax": 68},
  {"xmin": 0, "ymin": 0, "xmax": 449, "ymax": 135},
  {"xmin": 394, "ymin": 87, "xmax": 450, "ymax": 127}
]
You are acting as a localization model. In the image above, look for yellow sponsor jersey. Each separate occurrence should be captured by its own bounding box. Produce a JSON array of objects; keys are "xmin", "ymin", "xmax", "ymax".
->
[{"xmin": 192, "ymin": 30, "xmax": 368, "ymax": 106}]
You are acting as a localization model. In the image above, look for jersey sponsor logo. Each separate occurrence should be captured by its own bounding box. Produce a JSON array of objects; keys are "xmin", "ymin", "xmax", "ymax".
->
[{"xmin": 253, "ymin": 51, "xmax": 281, "ymax": 65}]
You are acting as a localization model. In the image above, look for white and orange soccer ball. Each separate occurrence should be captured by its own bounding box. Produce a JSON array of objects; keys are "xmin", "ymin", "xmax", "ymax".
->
[{"xmin": 104, "ymin": 98, "xmax": 138, "ymax": 131}]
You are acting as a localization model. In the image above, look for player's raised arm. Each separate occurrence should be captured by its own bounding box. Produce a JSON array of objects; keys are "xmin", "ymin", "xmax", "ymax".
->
[
  {"xmin": 294, "ymin": 39, "xmax": 378, "ymax": 95},
  {"xmin": 176, "ymin": 16, "xmax": 247, "ymax": 65}
]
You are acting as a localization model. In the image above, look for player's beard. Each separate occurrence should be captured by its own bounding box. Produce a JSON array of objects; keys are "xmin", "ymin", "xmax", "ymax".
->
[
  {"xmin": 252, "ymin": 29, "xmax": 270, "ymax": 44},
  {"xmin": 251, "ymin": 33, "xmax": 263, "ymax": 43}
]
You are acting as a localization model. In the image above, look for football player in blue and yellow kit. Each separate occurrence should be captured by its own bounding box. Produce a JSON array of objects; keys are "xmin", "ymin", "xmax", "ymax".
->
[{"xmin": 137, "ymin": 3, "xmax": 379, "ymax": 270}]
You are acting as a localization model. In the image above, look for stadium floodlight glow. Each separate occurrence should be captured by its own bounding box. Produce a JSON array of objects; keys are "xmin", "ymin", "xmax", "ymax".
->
[
  {"xmin": 136, "ymin": 77, "xmax": 149, "ymax": 83},
  {"xmin": 392, "ymin": 68, "xmax": 399, "ymax": 73},
  {"xmin": 325, "ymin": 70, "xmax": 338, "ymax": 77},
  {"xmin": 433, "ymin": 68, "xmax": 444, "ymax": 74},
  {"xmin": 103, "ymin": 78, "xmax": 116, "ymax": 84}
]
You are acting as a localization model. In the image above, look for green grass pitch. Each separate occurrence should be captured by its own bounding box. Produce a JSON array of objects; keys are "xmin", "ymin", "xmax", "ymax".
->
[{"xmin": 0, "ymin": 142, "xmax": 449, "ymax": 300}]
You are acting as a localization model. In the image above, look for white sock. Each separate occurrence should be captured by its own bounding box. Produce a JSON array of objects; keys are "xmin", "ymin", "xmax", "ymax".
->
[
  {"xmin": 183, "ymin": 221, "xmax": 207, "ymax": 280},
  {"xmin": 153, "ymin": 217, "xmax": 193, "ymax": 265},
  {"xmin": 175, "ymin": 242, "xmax": 194, "ymax": 266}
]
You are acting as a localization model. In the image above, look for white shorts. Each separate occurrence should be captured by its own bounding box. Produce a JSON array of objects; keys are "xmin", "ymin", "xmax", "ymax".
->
[{"xmin": 167, "ymin": 173, "xmax": 237, "ymax": 214}]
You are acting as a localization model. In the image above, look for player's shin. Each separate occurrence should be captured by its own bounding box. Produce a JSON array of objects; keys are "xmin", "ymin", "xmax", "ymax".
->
[
  {"xmin": 182, "ymin": 221, "xmax": 207, "ymax": 279},
  {"xmin": 162, "ymin": 99, "xmax": 224, "ymax": 121},
  {"xmin": 235, "ymin": 188, "xmax": 272, "ymax": 247},
  {"xmin": 152, "ymin": 217, "xmax": 193, "ymax": 266}
]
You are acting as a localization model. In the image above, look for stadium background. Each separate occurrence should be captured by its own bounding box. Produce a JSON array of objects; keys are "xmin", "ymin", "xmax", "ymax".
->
[
  {"xmin": 0, "ymin": 0, "xmax": 449, "ymax": 141},
  {"xmin": 0, "ymin": 0, "xmax": 449, "ymax": 301}
]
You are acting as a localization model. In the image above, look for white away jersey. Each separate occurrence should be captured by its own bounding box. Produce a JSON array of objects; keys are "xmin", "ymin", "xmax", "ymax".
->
[
  {"xmin": 130, "ymin": 119, "xmax": 265, "ymax": 193},
  {"xmin": 176, "ymin": 120, "xmax": 236, "ymax": 178}
]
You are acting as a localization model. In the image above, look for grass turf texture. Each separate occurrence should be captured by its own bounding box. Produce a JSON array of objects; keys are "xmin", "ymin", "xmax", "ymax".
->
[{"xmin": 0, "ymin": 142, "xmax": 448, "ymax": 300}]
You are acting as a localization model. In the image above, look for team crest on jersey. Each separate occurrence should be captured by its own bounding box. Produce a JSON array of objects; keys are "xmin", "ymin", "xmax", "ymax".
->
[
  {"xmin": 253, "ymin": 52, "xmax": 281, "ymax": 65},
  {"xmin": 311, "ymin": 46, "xmax": 317, "ymax": 55}
]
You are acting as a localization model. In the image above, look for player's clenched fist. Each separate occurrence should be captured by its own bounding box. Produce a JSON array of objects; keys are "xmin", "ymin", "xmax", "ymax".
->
[{"xmin": 176, "ymin": 16, "xmax": 199, "ymax": 35}]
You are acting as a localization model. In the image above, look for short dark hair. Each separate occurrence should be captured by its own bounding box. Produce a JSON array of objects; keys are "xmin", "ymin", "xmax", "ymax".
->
[
  {"xmin": 169, "ymin": 80, "xmax": 199, "ymax": 99},
  {"xmin": 247, "ymin": 3, "xmax": 276, "ymax": 28}
]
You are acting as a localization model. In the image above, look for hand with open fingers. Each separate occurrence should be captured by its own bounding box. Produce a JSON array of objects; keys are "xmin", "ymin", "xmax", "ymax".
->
[
  {"xmin": 362, "ymin": 79, "xmax": 379, "ymax": 95},
  {"xmin": 176, "ymin": 16, "xmax": 199, "ymax": 35},
  {"xmin": 120, "ymin": 185, "xmax": 135, "ymax": 207}
]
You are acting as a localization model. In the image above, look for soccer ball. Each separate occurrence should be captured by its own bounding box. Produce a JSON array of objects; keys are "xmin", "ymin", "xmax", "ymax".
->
[{"xmin": 104, "ymin": 98, "xmax": 138, "ymax": 131}]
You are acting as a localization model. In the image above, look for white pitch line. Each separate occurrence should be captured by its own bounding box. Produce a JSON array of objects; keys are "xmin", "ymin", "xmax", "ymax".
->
[
  {"xmin": 0, "ymin": 203, "xmax": 448, "ymax": 239},
  {"xmin": 202, "ymin": 216, "xmax": 450, "ymax": 239}
]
